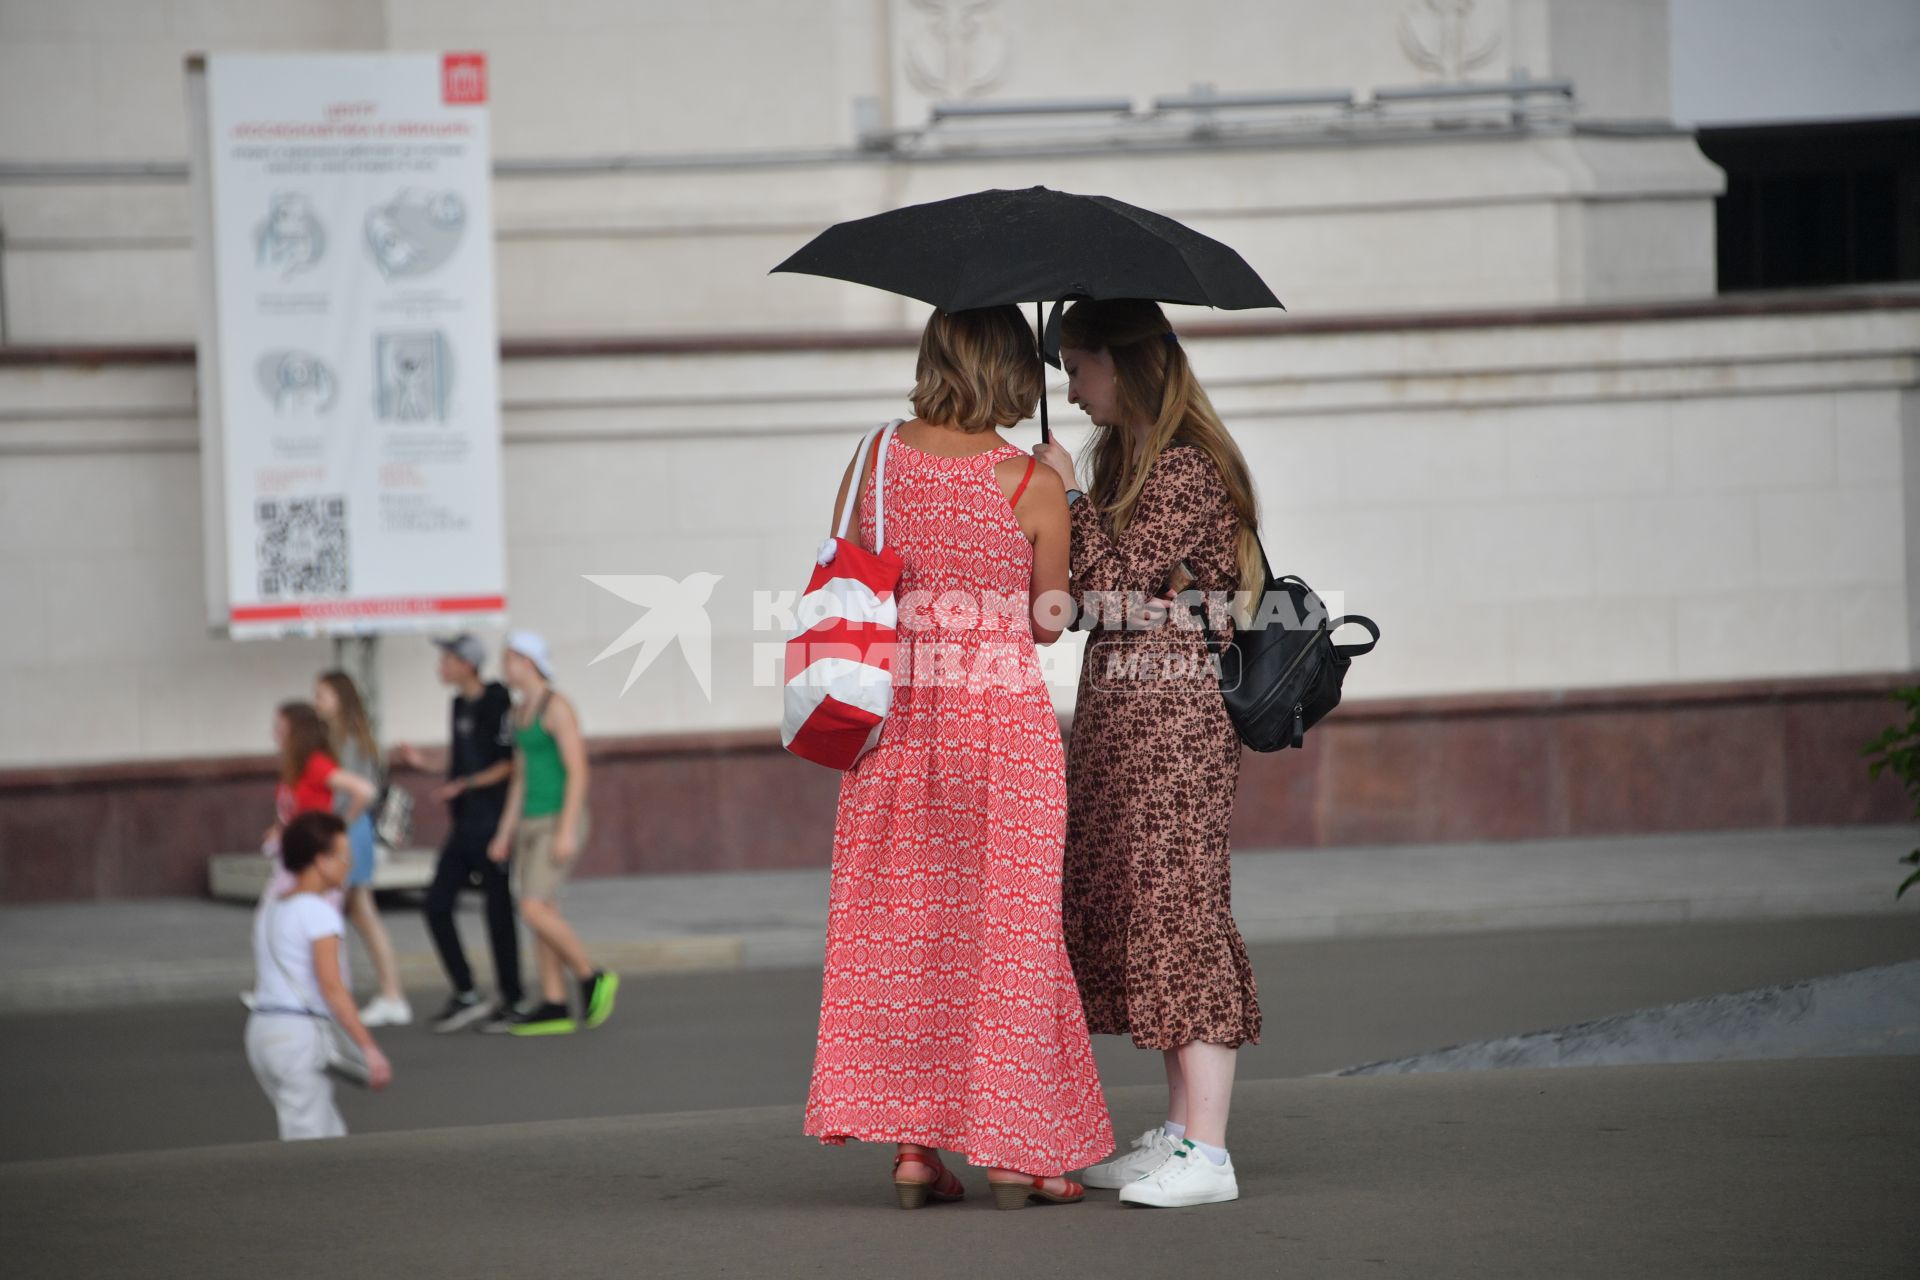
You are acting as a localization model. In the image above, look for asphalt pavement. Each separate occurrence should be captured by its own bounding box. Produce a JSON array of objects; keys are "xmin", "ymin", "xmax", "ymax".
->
[
  {"xmin": 4, "ymin": 1059, "xmax": 1914, "ymax": 1279},
  {"xmin": 5, "ymin": 913, "xmax": 1918, "ymax": 1164},
  {"xmin": 5, "ymin": 826, "xmax": 1918, "ymax": 1277}
]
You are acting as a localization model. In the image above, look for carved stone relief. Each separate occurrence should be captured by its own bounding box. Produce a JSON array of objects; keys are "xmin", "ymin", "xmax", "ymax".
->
[
  {"xmin": 903, "ymin": 0, "xmax": 1010, "ymax": 101},
  {"xmin": 1397, "ymin": 0, "xmax": 1502, "ymax": 83}
]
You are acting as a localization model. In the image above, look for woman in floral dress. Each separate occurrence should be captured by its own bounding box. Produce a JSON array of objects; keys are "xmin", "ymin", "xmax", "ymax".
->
[
  {"xmin": 1035, "ymin": 299, "xmax": 1265, "ymax": 1209},
  {"xmin": 803, "ymin": 305, "xmax": 1114, "ymax": 1210}
]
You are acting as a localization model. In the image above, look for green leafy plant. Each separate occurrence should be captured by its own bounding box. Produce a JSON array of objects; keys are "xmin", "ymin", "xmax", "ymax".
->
[{"xmin": 1863, "ymin": 686, "xmax": 1920, "ymax": 900}]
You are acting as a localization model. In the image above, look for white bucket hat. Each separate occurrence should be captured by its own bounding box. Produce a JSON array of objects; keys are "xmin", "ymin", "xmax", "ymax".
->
[{"xmin": 504, "ymin": 629, "xmax": 555, "ymax": 680}]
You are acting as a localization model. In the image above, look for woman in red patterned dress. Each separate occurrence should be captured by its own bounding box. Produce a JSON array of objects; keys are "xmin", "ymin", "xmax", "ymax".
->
[{"xmin": 803, "ymin": 306, "xmax": 1115, "ymax": 1210}]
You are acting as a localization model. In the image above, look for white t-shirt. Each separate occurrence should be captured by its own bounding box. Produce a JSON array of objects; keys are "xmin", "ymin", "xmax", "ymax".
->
[{"xmin": 251, "ymin": 892, "xmax": 345, "ymax": 1014}]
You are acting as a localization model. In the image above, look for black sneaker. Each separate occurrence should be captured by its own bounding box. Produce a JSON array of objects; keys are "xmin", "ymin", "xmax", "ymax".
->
[
  {"xmin": 478, "ymin": 1003, "xmax": 532, "ymax": 1035},
  {"xmin": 507, "ymin": 1001, "xmax": 577, "ymax": 1037},
  {"xmin": 431, "ymin": 991, "xmax": 492, "ymax": 1034}
]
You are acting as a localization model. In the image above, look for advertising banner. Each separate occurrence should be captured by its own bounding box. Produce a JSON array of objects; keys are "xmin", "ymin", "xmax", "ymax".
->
[{"xmin": 189, "ymin": 52, "xmax": 505, "ymax": 639}]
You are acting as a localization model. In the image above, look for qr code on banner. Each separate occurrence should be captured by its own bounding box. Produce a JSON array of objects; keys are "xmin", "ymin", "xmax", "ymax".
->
[{"xmin": 256, "ymin": 496, "xmax": 349, "ymax": 598}]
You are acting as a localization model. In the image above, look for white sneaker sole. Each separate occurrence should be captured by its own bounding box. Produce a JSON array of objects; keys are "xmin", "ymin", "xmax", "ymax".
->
[
  {"xmin": 1119, "ymin": 1180, "xmax": 1240, "ymax": 1208},
  {"xmin": 1080, "ymin": 1164, "xmax": 1157, "ymax": 1190},
  {"xmin": 362, "ymin": 1009, "xmax": 413, "ymax": 1028}
]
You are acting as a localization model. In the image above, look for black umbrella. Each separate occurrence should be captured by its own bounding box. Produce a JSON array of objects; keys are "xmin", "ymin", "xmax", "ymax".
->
[{"xmin": 771, "ymin": 185, "xmax": 1284, "ymax": 438}]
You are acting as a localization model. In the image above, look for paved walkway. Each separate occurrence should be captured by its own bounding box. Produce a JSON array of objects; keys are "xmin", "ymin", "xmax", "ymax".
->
[
  {"xmin": 4, "ymin": 1059, "xmax": 1914, "ymax": 1278},
  {"xmin": 3, "ymin": 825, "xmax": 1915, "ymax": 1011}
]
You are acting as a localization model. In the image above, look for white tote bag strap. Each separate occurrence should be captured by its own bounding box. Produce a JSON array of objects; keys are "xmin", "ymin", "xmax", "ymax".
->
[{"xmin": 832, "ymin": 419, "xmax": 902, "ymax": 550}]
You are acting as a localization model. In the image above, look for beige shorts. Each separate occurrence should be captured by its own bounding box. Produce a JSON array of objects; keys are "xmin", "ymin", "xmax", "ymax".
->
[{"xmin": 511, "ymin": 813, "xmax": 589, "ymax": 902}]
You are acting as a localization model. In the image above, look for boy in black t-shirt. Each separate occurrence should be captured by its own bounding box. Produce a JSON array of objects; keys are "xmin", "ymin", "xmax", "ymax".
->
[{"xmin": 391, "ymin": 635, "xmax": 525, "ymax": 1033}]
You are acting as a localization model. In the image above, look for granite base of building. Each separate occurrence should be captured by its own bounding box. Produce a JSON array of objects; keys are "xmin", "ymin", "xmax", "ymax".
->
[{"xmin": 0, "ymin": 673, "xmax": 1910, "ymax": 903}]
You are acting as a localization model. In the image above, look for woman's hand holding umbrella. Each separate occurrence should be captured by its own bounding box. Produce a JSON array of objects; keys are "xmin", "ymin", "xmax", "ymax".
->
[{"xmin": 1034, "ymin": 439, "xmax": 1077, "ymax": 491}]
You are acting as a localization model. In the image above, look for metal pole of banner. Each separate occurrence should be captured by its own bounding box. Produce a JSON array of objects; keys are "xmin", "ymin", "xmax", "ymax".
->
[
  {"xmin": 0, "ymin": 221, "xmax": 10, "ymax": 344},
  {"xmin": 359, "ymin": 635, "xmax": 382, "ymax": 743}
]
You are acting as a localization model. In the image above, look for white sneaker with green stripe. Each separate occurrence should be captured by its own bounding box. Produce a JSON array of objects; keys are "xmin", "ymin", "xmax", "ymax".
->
[{"xmin": 1117, "ymin": 1140, "xmax": 1239, "ymax": 1207}]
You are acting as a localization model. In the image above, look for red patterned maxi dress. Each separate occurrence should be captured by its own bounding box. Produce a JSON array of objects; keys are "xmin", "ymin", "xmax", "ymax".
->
[{"xmin": 803, "ymin": 434, "xmax": 1115, "ymax": 1177}]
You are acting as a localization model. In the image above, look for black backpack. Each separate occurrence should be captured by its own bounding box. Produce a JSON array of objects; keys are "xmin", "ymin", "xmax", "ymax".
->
[{"xmin": 1200, "ymin": 545, "xmax": 1380, "ymax": 751}]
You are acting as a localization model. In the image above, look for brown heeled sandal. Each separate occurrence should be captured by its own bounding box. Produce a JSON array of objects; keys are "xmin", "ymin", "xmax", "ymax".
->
[
  {"xmin": 893, "ymin": 1149, "xmax": 966, "ymax": 1210},
  {"xmin": 988, "ymin": 1173, "xmax": 1085, "ymax": 1211}
]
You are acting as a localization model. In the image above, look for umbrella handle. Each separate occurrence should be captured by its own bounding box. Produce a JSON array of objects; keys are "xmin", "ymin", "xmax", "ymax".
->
[{"xmin": 1036, "ymin": 301, "xmax": 1051, "ymax": 444}]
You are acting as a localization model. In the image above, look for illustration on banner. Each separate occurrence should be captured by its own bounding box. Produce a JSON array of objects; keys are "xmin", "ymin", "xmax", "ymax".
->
[
  {"xmin": 255, "ymin": 193, "xmax": 326, "ymax": 280},
  {"xmin": 365, "ymin": 190, "xmax": 467, "ymax": 279},
  {"xmin": 255, "ymin": 350, "xmax": 338, "ymax": 416},
  {"xmin": 376, "ymin": 330, "xmax": 454, "ymax": 422}
]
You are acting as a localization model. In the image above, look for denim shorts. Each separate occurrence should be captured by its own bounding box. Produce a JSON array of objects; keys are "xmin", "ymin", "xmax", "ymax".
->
[{"xmin": 346, "ymin": 813, "xmax": 378, "ymax": 887}]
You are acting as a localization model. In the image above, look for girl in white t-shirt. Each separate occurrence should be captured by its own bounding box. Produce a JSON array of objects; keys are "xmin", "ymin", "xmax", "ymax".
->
[{"xmin": 246, "ymin": 811, "xmax": 393, "ymax": 1140}]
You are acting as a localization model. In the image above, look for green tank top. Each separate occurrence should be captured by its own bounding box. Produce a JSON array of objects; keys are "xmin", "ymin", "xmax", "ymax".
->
[{"xmin": 514, "ymin": 692, "xmax": 567, "ymax": 817}]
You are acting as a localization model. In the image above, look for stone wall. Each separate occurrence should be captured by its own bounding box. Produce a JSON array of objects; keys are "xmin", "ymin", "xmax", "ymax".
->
[
  {"xmin": 0, "ymin": 0, "xmax": 1723, "ymax": 343},
  {"xmin": 1, "ymin": 673, "xmax": 1907, "ymax": 902},
  {"xmin": 1, "ymin": 294, "xmax": 1913, "ymax": 772}
]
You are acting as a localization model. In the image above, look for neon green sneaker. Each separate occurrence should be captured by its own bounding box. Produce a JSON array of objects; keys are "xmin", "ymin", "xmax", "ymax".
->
[
  {"xmin": 507, "ymin": 1002, "xmax": 577, "ymax": 1036},
  {"xmin": 583, "ymin": 971, "xmax": 620, "ymax": 1029}
]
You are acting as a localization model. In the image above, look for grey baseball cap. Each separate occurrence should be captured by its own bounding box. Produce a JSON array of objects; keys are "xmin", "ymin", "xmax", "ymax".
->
[{"xmin": 433, "ymin": 633, "xmax": 486, "ymax": 671}]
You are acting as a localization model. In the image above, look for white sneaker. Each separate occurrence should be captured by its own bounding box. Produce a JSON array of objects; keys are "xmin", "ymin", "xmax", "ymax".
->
[
  {"xmin": 1081, "ymin": 1127, "xmax": 1178, "ymax": 1189},
  {"xmin": 359, "ymin": 996, "xmax": 413, "ymax": 1027},
  {"xmin": 1117, "ymin": 1141, "xmax": 1239, "ymax": 1208}
]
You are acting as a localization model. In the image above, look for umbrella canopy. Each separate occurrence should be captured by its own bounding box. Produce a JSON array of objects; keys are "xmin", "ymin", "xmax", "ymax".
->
[
  {"xmin": 772, "ymin": 186, "xmax": 1282, "ymax": 437},
  {"xmin": 771, "ymin": 185, "xmax": 1283, "ymax": 315}
]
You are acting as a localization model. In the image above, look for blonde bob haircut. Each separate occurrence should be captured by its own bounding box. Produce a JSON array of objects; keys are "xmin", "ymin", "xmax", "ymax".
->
[{"xmin": 909, "ymin": 305, "xmax": 1043, "ymax": 433}]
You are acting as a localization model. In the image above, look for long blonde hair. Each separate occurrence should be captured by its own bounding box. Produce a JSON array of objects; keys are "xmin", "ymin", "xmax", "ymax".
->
[
  {"xmin": 1060, "ymin": 299, "xmax": 1264, "ymax": 608},
  {"xmin": 317, "ymin": 670, "xmax": 379, "ymax": 767}
]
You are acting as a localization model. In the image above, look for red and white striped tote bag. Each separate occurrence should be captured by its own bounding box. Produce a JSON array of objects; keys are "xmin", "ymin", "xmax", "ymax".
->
[{"xmin": 782, "ymin": 420, "xmax": 904, "ymax": 771}]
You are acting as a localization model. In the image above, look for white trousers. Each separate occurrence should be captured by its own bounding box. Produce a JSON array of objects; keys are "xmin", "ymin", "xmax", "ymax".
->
[{"xmin": 244, "ymin": 1014, "xmax": 346, "ymax": 1141}]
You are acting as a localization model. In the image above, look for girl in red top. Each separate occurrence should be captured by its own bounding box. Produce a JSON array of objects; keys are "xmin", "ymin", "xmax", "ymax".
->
[{"xmin": 266, "ymin": 702, "xmax": 375, "ymax": 907}]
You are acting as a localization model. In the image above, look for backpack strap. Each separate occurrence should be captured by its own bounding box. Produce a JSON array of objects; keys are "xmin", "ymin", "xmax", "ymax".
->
[{"xmin": 1329, "ymin": 615, "xmax": 1380, "ymax": 657}]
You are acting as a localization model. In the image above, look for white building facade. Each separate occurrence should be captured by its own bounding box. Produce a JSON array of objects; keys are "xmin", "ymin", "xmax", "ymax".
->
[{"xmin": 0, "ymin": 0, "xmax": 1914, "ymax": 895}]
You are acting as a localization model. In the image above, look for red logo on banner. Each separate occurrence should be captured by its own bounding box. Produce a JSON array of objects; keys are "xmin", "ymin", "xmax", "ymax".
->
[{"xmin": 442, "ymin": 53, "xmax": 486, "ymax": 104}]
